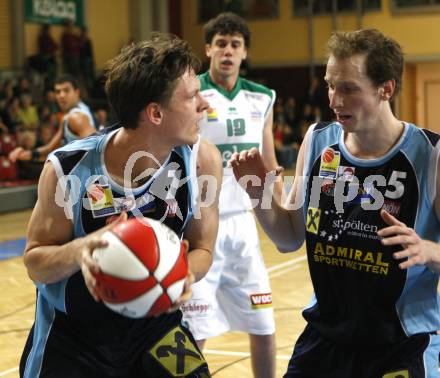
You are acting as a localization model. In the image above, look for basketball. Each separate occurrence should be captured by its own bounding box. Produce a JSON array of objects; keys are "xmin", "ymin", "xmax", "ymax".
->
[{"xmin": 92, "ymin": 218, "xmax": 188, "ymax": 318}]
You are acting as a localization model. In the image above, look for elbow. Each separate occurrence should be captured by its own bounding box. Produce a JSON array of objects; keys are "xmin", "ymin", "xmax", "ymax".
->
[
  {"xmin": 23, "ymin": 251, "xmax": 49, "ymax": 284},
  {"xmin": 275, "ymin": 235, "xmax": 305, "ymax": 253}
]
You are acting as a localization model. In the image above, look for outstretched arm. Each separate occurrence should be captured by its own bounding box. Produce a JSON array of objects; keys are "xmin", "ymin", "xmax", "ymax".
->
[
  {"xmin": 184, "ymin": 139, "xmax": 222, "ymax": 281},
  {"xmin": 229, "ymin": 130, "xmax": 308, "ymax": 252},
  {"xmin": 9, "ymin": 121, "xmax": 64, "ymax": 162}
]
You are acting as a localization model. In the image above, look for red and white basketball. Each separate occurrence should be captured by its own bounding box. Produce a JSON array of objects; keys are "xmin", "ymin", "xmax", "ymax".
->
[{"xmin": 92, "ymin": 218, "xmax": 188, "ymax": 318}]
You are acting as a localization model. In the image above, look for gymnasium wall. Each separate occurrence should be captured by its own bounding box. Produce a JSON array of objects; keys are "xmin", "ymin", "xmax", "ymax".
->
[
  {"xmin": 181, "ymin": 0, "xmax": 440, "ymax": 66},
  {"xmin": 181, "ymin": 0, "xmax": 440, "ymax": 127},
  {"xmin": 0, "ymin": 0, "xmax": 12, "ymax": 70},
  {"xmin": 23, "ymin": 0, "xmax": 131, "ymax": 70}
]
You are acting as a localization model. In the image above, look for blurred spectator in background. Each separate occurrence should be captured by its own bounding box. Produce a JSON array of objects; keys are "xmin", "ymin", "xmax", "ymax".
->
[
  {"xmin": 61, "ymin": 20, "xmax": 81, "ymax": 77},
  {"xmin": 273, "ymin": 120, "xmax": 299, "ymax": 169},
  {"xmin": 1, "ymin": 79, "xmax": 14, "ymax": 104},
  {"xmin": 39, "ymin": 88, "xmax": 59, "ymax": 116},
  {"xmin": 284, "ymin": 96, "xmax": 298, "ymax": 129},
  {"xmin": 18, "ymin": 92, "xmax": 39, "ymax": 131},
  {"xmin": 37, "ymin": 24, "xmax": 58, "ymax": 83},
  {"xmin": 37, "ymin": 118, "xmax": 56, "ymax": 146},
  {"xmin": 1, "ymin": 97, "xmax": 21, "ymax": 134},
  {"xmin": 274, "ymin": 97, "xmax": 285, "ymax": 124},
  {"xmin": 9, "ymin": 75, "xmax": 95, "ymax": 163},
  {"xmin": 94, "ymin": 108, "xmax": 108, "ymax": 130},
  {"xmin": 307, "ymin": 75, "xmax": 324, "ymax": 107},
  {"xmin": 13, "ymin": 77, "xmax": 32, "ymax": 98},
  {"xmin": 79, "ymin": 27, "xmax": 95, "ymax": 95}
]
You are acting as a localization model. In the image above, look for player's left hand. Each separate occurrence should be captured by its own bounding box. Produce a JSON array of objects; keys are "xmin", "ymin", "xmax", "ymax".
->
[
  {"xmin": 167, "ymin": 271, "xmax": 194, "ymax": 313},
  {"xmin": 377, "ymin": 209, "xmax": 440, "ymax": 269}
]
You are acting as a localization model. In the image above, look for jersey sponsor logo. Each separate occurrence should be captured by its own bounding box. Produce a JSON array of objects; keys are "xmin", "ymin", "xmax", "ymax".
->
[
  {"xmin": 313, "ymin": 241, "xmax": 390, "ymax": 276},
  {"xmin": 207, "ymin": 107, "xmax": 218, "ymax": 122},
  {"xmin": 250, "ymin": 110, "xmax": 262, "ymax": 119},
  {"xmin": 321, "ymin": 179, "xmax": 335, "ymax": 196},
  {"xmin": 327, "ymin": 213, "xmax": 379, "ymax": 241},
  {"xmin": 319, "ymin": 148, "xmax": 340, "ymax": 179},
  {"xmin": 150, "ymin": 326, "xmax": 206, "ymax": 376},
  {"xmin": 306, "ymin": 207, "xmax": 321, "ymax": 234},
  {"xmin": 216, "ymin": 143, "xmax": 259, "ymax": 167},
  {"xmin": 86, "ymin": 183, "xmax": 117, "ymax": 218},
  {"xmin": 180, "ymin": 300, "xmax": 212, "ymax": 318},
  {"xmin": 165, "ymin": 198, "xmax": 178, "ymax": 218},
  {"xmin": 382, "ymin": 199, "xmax": 401, "ymax": 217},
  {"xmin": 382, "ymin": 369, "xmax": 409, "ymax": 378},
  {"xmin": 337, "ymin": 165, "xmax": 355, "ymax": 181},
  {"xmin": 250, "ymin": 293, "xmax": 272, "ymax": 309},
  {"xmin": 228, "ymin": 106, "xmax": 238, "ymax": 115},
  {"xmin": 244, "ymin": 92, "xmax": 264, "ymax": 101}
]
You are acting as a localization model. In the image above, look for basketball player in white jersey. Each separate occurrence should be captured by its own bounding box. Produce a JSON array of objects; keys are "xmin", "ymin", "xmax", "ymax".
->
[
  {"xmin": 181, "ymin": 12, "xmax": 280, "ymax": 378},
  {"xmin": 9, "ymin": 75, "xmax": 95, "ymax": 162}
]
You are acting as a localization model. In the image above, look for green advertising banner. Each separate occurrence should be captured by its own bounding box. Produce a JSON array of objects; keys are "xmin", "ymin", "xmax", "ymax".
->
[{"xmin": 24, "ymin": 0, "xmax": 84, "ymax": 26}]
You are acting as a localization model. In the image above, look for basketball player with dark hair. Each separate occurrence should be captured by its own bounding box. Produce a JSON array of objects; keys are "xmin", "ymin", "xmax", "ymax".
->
[
  {"xmin": 230, "ymin": 29, "xmax": 440, "ymax": 377},
  {"xmin": 20, "ymin": 33, "xmax": 222, "ymax": 378},
  {"xmin": 181, "ymin": 13, "xmax": 279, "ymax": 378},
  {"xmin": 9, "ymin": 74, "xmax": 96, "ymax": 162}
]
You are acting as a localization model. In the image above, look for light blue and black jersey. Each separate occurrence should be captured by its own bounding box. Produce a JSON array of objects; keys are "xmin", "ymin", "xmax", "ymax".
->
[
  {"xmin": 21, "ymin": 129, "xmax": 201, "ymax": 378},
  {"xmin": 62, "ymin": 101, "xmax": 96, "ymax": 145},
  {"xmin": 302, "ymin": 121, "xmax": 440, "ymax": 347}
]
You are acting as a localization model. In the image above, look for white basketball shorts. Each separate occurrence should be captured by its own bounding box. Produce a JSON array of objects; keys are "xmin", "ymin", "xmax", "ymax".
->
[{"xmin": 181, "ymin": 211, "xmax": 275, "ymax": 339}]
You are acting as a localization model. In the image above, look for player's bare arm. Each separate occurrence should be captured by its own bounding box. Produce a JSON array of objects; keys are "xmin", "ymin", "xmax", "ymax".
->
[
  {"xmin": 68, "ymin": 111, "xmax": 96, "ymax": 138},
  {"xmin": 261, "ymin": 108, "xmax": 284, "ymax": 204},
  {"xmin": 23, "ymin": 162, "xmax": 126, "ymax": 292},
  {"xmin": 184, "ymin": 139, "xmax": 222, "ymax": 281},
  {"xmin": 33, "ymin": 122, "xmax": 64, "ymax": 160},
  {"xmin": 229, "ymin": 130, "xmax": 309, "ymax": 252}
]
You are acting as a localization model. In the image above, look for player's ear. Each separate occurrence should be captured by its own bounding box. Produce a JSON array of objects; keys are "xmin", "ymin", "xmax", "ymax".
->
[
  {"xmin": 205, "ymin": 43, "xmax": 212, "ymax": 58},
  {"xmin": 145, "ymin": 102, "xmax": 163, "ymax": 125},
  {"xmin": 381, "ymin": 79, "xmax": 395, "ymax": 101}
]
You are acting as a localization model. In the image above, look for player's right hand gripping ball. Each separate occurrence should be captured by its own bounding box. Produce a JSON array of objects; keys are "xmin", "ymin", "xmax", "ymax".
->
[{"xmin": 92, "ymin": 218, "xmax": 188, "ymax": 318}]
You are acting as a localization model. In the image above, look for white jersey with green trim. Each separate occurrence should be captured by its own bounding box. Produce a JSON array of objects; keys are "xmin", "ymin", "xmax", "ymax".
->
[{"xmin": 198, "ymin": 72, "xmax": 275, "ymax": 214}]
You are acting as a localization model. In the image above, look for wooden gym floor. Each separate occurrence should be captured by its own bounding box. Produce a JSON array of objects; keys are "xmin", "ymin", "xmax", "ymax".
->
[{"xmin": 0, "ymin": 209, "xmax": 312, "ymax": 378}]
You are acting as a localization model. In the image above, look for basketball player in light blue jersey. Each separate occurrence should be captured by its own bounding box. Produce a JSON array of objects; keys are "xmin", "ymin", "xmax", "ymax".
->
[
  {"xmin": 9, "ymin": 75, "xmax": 96, "ymax": 162},
  {"xmin": 230, "ymin": 29, "xmax": 440, "ymax": 377},
  {"xmin": 20, "ymin": 34, "xmax": 222, "ymax": 378},
  {"xmin": 181, "ymin": 13, "xmax": 280, "ymax": 378}
]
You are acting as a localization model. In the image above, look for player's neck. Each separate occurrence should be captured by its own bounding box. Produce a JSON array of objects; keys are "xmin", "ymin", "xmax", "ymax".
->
[
  {"xmin": 209, "ymin": 68, "xmax": 239, "ymax": 92},
  {"xmin": 344, "ymin": 115, "xmax": 405, "ymax": 159},
  {"xmin": 104, "ymin": 128, "xmax": 172, "ymax": 188}
]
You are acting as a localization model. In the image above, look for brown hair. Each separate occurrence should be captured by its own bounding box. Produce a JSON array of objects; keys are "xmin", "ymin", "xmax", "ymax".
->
[
  {"xmin": 326, "ymin": 29, "xmax": 404, "ymax": 98},
  {"xmin": 104, "ymin": 33, "xmax": 200, "ymax": 129}
]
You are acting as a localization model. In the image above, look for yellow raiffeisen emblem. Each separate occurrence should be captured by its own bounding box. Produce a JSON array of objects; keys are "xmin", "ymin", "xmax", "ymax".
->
[
  {"xmin": 382, "ymin": 370, "xmax": 409, "ymax": 378},
  {"xmin": 306, "ymin": 207, "xmax": 321, "ymax": 234},
  {"xmin": 150, "ymin": 326, "xmax": 206, "ymax": 376}
]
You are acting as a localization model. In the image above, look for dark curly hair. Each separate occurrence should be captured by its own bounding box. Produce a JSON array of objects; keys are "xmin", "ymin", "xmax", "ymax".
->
[{"xmin": 204, "ymin": 12, "xmax": 250, "ymax": 48}]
